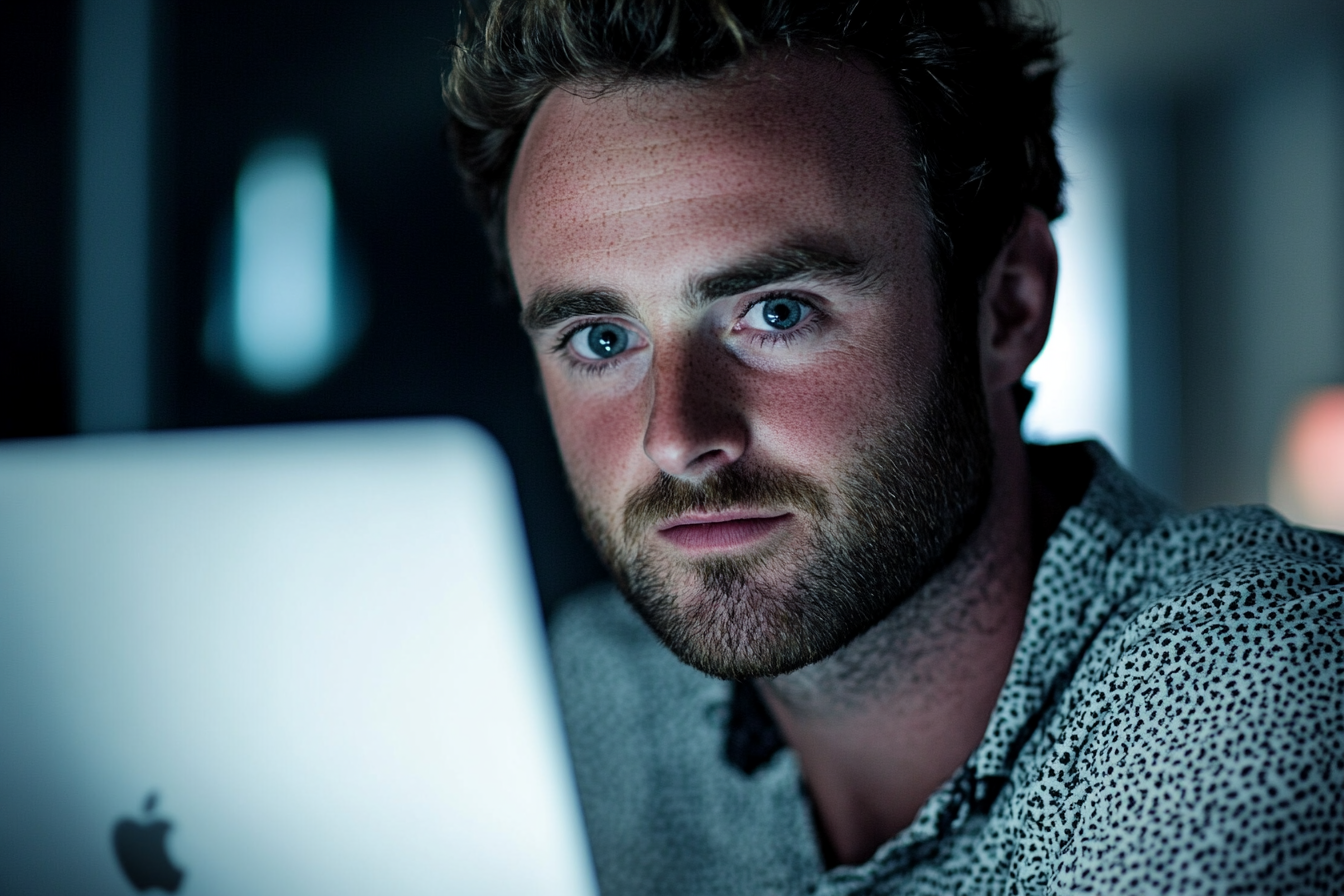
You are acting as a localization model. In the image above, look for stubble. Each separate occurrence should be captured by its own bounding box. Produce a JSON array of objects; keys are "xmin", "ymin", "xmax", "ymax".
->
[{"xmin": 578, "ymin": 360, "xmax": 993, "ymax": 681}]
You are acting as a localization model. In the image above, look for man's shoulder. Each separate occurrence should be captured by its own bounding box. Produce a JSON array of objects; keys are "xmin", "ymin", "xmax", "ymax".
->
[
  {"xmin": 1083, "ymin": 501, "xmax": 1344, "ymax": 729},
  {"xmin": 1115, "ymin": 502, "xmax": 1344, "ymax": 640},
  {"xmin": 1032, "ymin": 505, "xmax": 1344, "ymax": 891},
  {"xmin": 1024, "ymin": 449, "xmax": 1344, "ymax": 726}
]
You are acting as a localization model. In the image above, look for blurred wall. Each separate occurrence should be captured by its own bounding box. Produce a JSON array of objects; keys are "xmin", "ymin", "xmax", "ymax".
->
[{"xmin": 1060, "ymin": 0, "xmax": 1344, "ymax": 510}]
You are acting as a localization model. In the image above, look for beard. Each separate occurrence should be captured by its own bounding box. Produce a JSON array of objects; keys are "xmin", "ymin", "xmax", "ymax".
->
[{"xmin": 577, "ymin": 357, "xmax": 993, "ymax": 681}]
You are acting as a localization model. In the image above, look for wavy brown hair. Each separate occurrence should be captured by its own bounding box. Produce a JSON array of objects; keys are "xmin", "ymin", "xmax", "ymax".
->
[{"xmin": 443, "ymin": 0, "xmax": 1064, "ymax": 365}]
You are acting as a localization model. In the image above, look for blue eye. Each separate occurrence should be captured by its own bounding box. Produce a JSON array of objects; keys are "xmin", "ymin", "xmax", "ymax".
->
[
  {"xmin": 745, "ymin": 296, "xmax": 808, "ymax": 331},
  {"xmin": 572, "ymin": 322, "xmax": 631, "ymax": 360}
]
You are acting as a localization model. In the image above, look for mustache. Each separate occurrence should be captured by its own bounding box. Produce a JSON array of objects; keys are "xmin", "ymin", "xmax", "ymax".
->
[{"xmin": 621, "ymin": 464, "xmax": 831, "ymax": 542}]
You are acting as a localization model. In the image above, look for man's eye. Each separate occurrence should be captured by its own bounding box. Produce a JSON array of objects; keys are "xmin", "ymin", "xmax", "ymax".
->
[
  {"xmin": 744, "ymin": 296, "xmax": 808, "ymax": 331},
  {"xmin": 570, "ymin": 322, "xmax": 632, "ymax": 360}
]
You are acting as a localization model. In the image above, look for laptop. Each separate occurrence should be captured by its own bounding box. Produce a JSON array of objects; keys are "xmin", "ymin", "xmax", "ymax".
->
[{"xmin": 0, "ymin": 418, "xmax": 598, "ymax": 896}]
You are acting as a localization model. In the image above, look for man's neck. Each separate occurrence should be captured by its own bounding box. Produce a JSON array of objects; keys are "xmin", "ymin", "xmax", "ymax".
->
[{"xmin": 756, "ymin": 432, "xmax": 1036, "ymax": 868}]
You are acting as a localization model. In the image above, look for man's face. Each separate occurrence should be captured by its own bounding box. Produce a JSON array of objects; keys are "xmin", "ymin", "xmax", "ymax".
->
[{"xmin": 507, "ymin": 54, "xmax": 991, "ymax": 679}]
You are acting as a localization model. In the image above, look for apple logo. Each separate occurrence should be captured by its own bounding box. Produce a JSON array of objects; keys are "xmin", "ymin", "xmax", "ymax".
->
[{"xmin": 112, "ymin": 791, "xmax": 186, "ymax": 892}]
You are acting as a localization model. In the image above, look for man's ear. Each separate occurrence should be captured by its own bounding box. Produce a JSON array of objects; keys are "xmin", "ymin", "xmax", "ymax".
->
[{"xmin": 978, "ymin": 206, "xmax": 1058, "ymax": 392}]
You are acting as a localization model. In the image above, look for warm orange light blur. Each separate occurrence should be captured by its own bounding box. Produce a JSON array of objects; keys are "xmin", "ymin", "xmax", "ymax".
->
[{"xmin": 1270, "ymin": 386, "xmax": 1344, "ymax": 533}]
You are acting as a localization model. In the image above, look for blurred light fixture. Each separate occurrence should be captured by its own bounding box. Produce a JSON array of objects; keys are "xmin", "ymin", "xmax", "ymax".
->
[
  {"xmin": 203, "ymin": 138, "xmax": 364, "ymax": 393},
  {"xmin": 1022, "ymin": 101, "xmax": 1130, "ymax": 463},
  {"xmin": 1270, "ymin": 386, "xmax": 1344, "ymax": 532}
]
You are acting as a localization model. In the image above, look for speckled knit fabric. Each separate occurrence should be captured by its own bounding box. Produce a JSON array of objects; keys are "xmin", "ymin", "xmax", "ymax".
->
[{"xmin": 549, "ymin": 443, "xmax": 1344, "ymax": 895}]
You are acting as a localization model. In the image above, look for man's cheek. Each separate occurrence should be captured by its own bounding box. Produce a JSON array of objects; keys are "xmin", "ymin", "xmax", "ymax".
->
[
  {"xmin": 742, "ymin": 358, "xmax": 905, "ymax": 463},
  {"xmin": 546, "ymin": 381, "xmax": 650, "ymax": 507}
]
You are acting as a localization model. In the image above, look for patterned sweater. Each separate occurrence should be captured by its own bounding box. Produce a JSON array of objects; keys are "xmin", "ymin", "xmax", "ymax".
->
[{"xmin": 549, "ymin": 443, "xmax": 1344, "ymax": 894}]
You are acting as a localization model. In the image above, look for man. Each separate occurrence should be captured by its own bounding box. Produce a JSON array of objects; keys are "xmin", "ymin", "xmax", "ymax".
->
[{"xmin": 444, "ymin": 2, "xmax": 1344, "ymax": 893}]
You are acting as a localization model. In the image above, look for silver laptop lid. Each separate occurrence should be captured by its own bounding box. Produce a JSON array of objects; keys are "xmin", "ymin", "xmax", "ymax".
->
[{"xmin": 0, "ymin": 418, "xmax": 597, "ymax": 896}]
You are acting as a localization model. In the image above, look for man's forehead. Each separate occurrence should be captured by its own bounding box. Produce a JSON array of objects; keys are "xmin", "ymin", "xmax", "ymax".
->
[
  {"xmin": 505, "ymin": 52, "xmax": 927, "ymax": 307},
  {"xmin": 513, "ymin": 55, "xmax": 907, "ymax": 199}
]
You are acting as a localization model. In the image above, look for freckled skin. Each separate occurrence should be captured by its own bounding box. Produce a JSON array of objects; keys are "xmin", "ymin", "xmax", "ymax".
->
[{"xmin": 508, "ymin": 56, "xmax": 941, "ymax": 569}]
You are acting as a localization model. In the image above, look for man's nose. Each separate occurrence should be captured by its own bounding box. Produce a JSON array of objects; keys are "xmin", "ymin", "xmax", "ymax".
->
[{"xmin": 642, "ymin": 340, "xmax": 748, "ymax": 477}]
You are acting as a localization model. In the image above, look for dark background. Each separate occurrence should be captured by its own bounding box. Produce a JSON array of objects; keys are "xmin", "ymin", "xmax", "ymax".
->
[{"xmin": 1, "ymin": 2, "xmax": 74, "ymax": 438}]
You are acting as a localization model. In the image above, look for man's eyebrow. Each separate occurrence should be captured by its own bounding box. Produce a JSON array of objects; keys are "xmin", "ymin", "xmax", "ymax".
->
[
  {"xmin": 690, "ymin": 244, "xmax": 873, "ymax": 305},
  {"xmin": 520, "ymin": 288, "xmax": 632, "ymax": 332},
  {"xmin": 519, "ymin": 245, "xmax": 871, "ymax": 332}
]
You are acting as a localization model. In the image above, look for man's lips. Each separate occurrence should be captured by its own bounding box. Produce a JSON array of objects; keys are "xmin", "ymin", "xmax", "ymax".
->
[{"xmin": 656, "ymin": 511, "xmax": 793, "ymax": 551}]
